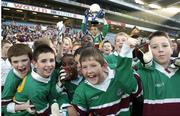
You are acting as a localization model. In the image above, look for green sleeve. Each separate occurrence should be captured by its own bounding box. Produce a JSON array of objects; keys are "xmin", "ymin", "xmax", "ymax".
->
[
  {"xmin": 2, "ymin": 70, "xmax": 22, "ymax": 101},
  {"xmin": 115, "ymin": 55, "xmax": 138, "ymax": 94},
  {"xmin": 72, "ymin": 84, "xmax": 88, "ymax": 111},
  {"xmin": 49, "ymin": 70, "xmax": 70, "ymax": 107},
  {"xmin": 102, "ymin": 24, "xmax": 109, "ymax": 37},
  {"xmin": 104, "ymin": 54, "xmax": 118, "ymax": 69},
  {"xmin": 1, "ymin": 105, "xmax": 6, "ymax": 114},
  {"xmin": 49, "ymin": 81, "xmax": 70, "ymax": 107},
  {"xmin": 57, "ymin": 93, "xmax": 70, "ymax": 108},
  {"xmin": 30, "ymin": 93, "xmax": 49, "ymax": 112},
  {"xmin": 81, "ymin": 23, "xmax": 85, "ymax": 33}
]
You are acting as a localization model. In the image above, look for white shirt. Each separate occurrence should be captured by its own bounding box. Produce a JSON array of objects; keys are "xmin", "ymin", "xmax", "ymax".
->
[{"xmin": 1, "ymin": 58, "xmax": 12, "ymax": 86}]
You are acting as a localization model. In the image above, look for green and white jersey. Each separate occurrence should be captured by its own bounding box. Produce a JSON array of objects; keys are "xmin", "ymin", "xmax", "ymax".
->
[
  {"xmin": 72, "ymin": 67, "xmax": 140, "ymax": 116},
  {"xmin": 137, "ymin": 61, "xmax": 180, "ymax": 116},
  {"xmin": 2, "ymin": 69, "xmax": 31, "ymax": 114},
  {"xmin": 81, "ymin": 23, "xmax": 109, "ymax": 45},
  {"xmin": 13, "ymin": 70, "xmax": 52, "ymax": 115},
  {"xmin": 63, "ymin": 76, "xmax": 84, "ymax": 101},
  {"xmin": 2, "ymin": 69, "xmax": 24, "ymax": 104},
  {"xmin": 50, "ymin": 69, "xmax": 72, "ymax": 109},
  {"xmin": 72, "ymin": 44, "xmax": 142, "ymax": 115},
  {"xmin": 104, "ymin": 53, "xmax": 119, "ymax": 69}
]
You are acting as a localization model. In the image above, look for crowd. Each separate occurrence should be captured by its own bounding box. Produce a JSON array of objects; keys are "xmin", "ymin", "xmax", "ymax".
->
[
  {"xmin": 2, "ymin": 21, "xmax": 83, "ymax": 44},
  {"xmin": 1, "ymin": 15, "xmax": 180, "ymax": 116}
]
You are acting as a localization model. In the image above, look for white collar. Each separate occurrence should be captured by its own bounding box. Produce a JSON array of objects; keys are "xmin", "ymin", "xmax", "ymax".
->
[
  {"xmin": 71, "ymin": 75, "xmax": 83, "ymax": 85},
  {"xmin": 31, "ymin": 70, "xmax": 51, "ymax": 83},
  {"xmin": 155, "ymin": 62, "xmax": 178, "ymax": 78},
  {"xmin": 13, "ymin": 68, "xmax": 23, "ymax": 79},
  {"xmin": 85, "ymin": 67, "xmax": 115, "ymax": 92},
  {"xmin": 113, "ymin": 51, "xmax": 119, "ymax": 56}
]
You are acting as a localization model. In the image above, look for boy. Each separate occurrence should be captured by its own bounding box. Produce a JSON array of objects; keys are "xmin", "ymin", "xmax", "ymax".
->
[
  {"xmin": 114, "ymin": 32, "xmax": 129, "ymax": 54},
  {"xmin": 81, "ymin": 18, "xmax": 109, "ymax": 47},
  {"xmin": 13, "ymin": 45, "xmax": 56, "ymax": 115},
  {"xmin": 59, "ymin": 54, "xmax": 84, "ymax": 101},
  {"xmin": 72, "ymin": 41, "xmax": 142, "ymax": 115},
  {"xmin": 2, "ymin": 43, "xmax": 33, "ymax": 115},
  {"xmin": 101, "ymin": 40, "xmax": 114, "ymax": 55},
  {"xmin": 103, "ymin": 32, "xmax": 129, "ymax": 69},
  {"xmin": 1, "ymin": 39, "xmax": 12, "ymax": 91},
  {"xmin": 136, "ymin": 31, "xmax": 180, "ymax": 116}
]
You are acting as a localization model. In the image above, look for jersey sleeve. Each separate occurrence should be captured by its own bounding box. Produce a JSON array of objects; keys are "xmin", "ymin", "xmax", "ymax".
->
[
  {"xmin": 115, "ymin": 44, "xmax": 142, "ymax": 96},
  {"xmin": 71, "ymin": 84, "xmax": 88, "ymax": 115},
  {"xmin": 102, "ymin": 24, "xmax": 109, "ymax": 37},
  {"xmin": 2, "ymin": 70, "xmax": 21, "ymax": 106}
]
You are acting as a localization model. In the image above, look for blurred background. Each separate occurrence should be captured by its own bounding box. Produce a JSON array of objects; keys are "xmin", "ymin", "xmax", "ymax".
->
[{"xmin": 1, "ymin": 0, "xmax": 180, "ymax": 41}]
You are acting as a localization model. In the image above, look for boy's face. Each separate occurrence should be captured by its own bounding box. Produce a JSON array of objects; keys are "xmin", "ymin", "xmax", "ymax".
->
[
  {"xmin": 33, "ymin": 52, "xmax": 55, "ymax": 78},
  {"xmin": 11, "ymin": 54, "xmax": 31, "ymax": 77},
  {"xmin": 61, "ymin": 56, "xmax": 78, "ymax": 80},
  {"xmin": 82, "ymin": 36, "xmax": 94, "ymax": 47},
  {"xmin": 150, "ymin": 36, "xmax": 173, "ymax": 67},
  {"xmin": 115, "ymin": 35, "xmax": 128, "ymax": 49},
  {"xmin": 102, "ymin": 42, "xmax": 113, "ymax": 55},
  {"xmin": 90, "ymin": 26, "xmax": 99, "ymax": 36},
  {"xmin": 81, "ymin": 57, "xmax": 106, "ymax": 85},
  {"xmin": 2, "ymin": 43, "xmax": 12, "ymax": 57}
]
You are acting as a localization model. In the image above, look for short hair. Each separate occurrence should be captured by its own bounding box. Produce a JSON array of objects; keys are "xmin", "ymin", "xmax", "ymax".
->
[
  {"xmin": 81, "ymin": 35, "xmax": 94, "ymax": 47},
  {"xmin": 1, "ymin": 39, "xmax": 11, "ymax": 48},
  {"xmin": 148, "ymin": 31, "xmax": 172, "ymax": 45},
  {"xmin": 115, "ymin": 32, "xmax": 129, "ymax": 42},
  {"xmin": 80, "ymin": 47, "xmax": 105, "ymax": 66},
  {"xmin": 33, "ymin": 44, "xmax": 55, "ymax": 61},
  {"xmin": 61, "ymin": 54, "xmax": 75, "ymax": 64},
  {"xmin": 102, "ymin": 40, "xmax": 114, "ymax": 50},
  {"xmin": 148, "ymin": 31, "xmax": 169, "ymax": 40},
  {"xmin": 74, "ymin": 47, "xmax": 83, "ymax": 57},
  {"xmin": 7, "ymin": 43, "xmax": 32, "ymax": 63},
  {"xmin": 32, "ymin": 37, "xmax": 51, "ymax": 50},
  {"xmin": 62, "ymin": 54, "xmax": 74, "ymax": 59}
]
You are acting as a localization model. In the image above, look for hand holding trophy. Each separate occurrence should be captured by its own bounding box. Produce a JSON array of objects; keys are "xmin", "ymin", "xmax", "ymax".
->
[{"xmin": 84, "ymin": 4, "xmax": 105, "ymax": 33}]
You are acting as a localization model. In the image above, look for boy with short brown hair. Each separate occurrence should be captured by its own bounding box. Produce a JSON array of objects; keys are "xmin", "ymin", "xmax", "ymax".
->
[
  {"xmin": 72, "ymin": 40, "xmax": 142, "ymax": 115},
  {"xmin": 2, "ymin": 43, "xmax": 33, "ymax": 115}
]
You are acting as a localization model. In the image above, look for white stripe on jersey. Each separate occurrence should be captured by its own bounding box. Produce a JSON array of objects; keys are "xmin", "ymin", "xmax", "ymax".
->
[
  {"xmin": 13, "ymin": 100, "xmax": 27, "ymax": 104},
  {"xmin": 144, "ymin": 98, "xmax": 180, "ymax": 104},
  {"xmin": 37, "ymin": 104, "xmax": 49, "ymax": 113},
  {"xmin": 90, "ymin": 94, "xmax": 129, "ymax": 109},
  {"xmin": 77, "ymin": 105, "xmax": 87, "ymax": 111},
  {"xmin": 2, "ymin": 99, "xmax": 12, "ymax": 102},
  {"xmin": 116, "ymin": 108, "xmax": 130, "ymax": 115}
]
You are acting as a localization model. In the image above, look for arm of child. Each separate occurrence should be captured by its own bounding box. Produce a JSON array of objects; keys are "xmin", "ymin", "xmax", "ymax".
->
[
  {"xmin": 5, "ymin": 101, "xmax": 35, "ymax": 114},
  {"xmin": 102, "ymin": 18, "xmax": 109, "ymax": 37},
  {"xmin": 115, "ymin": 37, "xmax": 143, "ymax": 96},
  {"xmin": 71, "ymin": 84, "xmax": 88, "ymax": 116},
  {"xmin": 2, "ymin": 70, "xmax": 20, "ymax": 106},
  {"xmin": 29, "ymin": 93, "xmax": 51, "ymax": 115},
  {"xmin": 67, "ymin": 106, "xmax": 78, "ymax": 116}
]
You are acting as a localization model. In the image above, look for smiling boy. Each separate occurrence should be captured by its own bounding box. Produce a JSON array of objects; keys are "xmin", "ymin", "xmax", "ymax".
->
[
  {"xmin": 2, "ymin": 44, "xmax": 33, "ymax": 115},
  {"xmin": 13, "ymin": 45, "xmax": 56, "ymax": 115},
  {"xmin": 72, "ymin": 43, "xmax": 142, "ymax": 115}
]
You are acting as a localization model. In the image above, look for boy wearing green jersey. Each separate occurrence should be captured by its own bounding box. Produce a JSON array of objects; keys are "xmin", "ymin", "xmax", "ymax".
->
[
  {"xmin": 2, "ymin": 44, "xmax": 33, "ymax": 115},
  {"xmin": 72, "ymin": 37, "xmax": 142, "ymax": 115}
]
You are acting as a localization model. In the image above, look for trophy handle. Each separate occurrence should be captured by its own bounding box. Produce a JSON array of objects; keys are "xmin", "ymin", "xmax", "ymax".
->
[{"xmin": 92, "ymin": 9, "xmax": 104, "ymax": 22}]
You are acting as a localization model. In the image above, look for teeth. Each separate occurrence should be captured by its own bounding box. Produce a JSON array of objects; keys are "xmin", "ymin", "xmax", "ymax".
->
[{"xmin": 19, "ymin": 68, "xmax": 26, "ymax": 72}]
